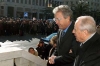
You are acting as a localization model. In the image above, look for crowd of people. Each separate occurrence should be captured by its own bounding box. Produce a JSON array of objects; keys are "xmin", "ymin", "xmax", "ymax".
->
[{"xmin": 0, "ymin": 17, "xmax": 58, "ymax": 36}]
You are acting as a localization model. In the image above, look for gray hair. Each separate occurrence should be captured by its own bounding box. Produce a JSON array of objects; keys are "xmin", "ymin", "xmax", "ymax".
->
[
  {"xmin": 53, "ymin": 5, "xmax": 73, "ymax": 21},
  {"xmin": 77, "ymin": 16, "xmax": 96, "ymax": 34}
]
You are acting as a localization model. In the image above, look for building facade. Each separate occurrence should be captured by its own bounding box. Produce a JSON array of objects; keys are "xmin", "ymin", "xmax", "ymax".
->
[
  {"xmin": 0, "ymin": 0, "xmax": 63, "ymax": 19},
  {"xmin": 0, "ymin": 0, "xmax": 100, "ymax": 19}
]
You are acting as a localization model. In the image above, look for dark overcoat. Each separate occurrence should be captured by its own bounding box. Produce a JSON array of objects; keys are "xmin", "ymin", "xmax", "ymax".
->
[{"xmin": 74, "ymin": 33, "xmax": 100, "ymax": 66}]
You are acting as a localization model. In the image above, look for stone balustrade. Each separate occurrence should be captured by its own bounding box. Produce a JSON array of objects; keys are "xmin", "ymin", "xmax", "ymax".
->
[{"xmin": 0, "ymin": 47, "xmax": 46, "ymax": 66}]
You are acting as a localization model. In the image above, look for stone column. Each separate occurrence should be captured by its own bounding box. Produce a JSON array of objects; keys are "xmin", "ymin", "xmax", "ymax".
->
[
  {"xmin": 37, "ymin": 9, "xmax": 39, "ymax": 19},
  {"xmin": 14, "ymin": 7, "xmax": 17, "ymax": 18},
  {"xmin": 4, "ymin": 5, "xmax": 7, "ymax": 17}
]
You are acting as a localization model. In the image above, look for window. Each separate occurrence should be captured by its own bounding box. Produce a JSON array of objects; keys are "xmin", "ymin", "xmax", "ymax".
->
[
  {"xmin": 1, "ymin": 6, "xmax": 4, "ymax": 9},
  {"xmin": 39, "ymin": 0, "xmax": 41, "ymax": 6},
  {"xmin": 7, "ymin": 0, "xmax": 10, "ymax": 2},
  {"xmin": 29, "ymin": 0, "xmax": 31, "ymax": 4},
  {"xmin": 60, "ymin": 2, "xmax": 63, "ymax": 5},
  {"xmin": 91, "ymin": 2, "xmax": 93, "ymax": 5},
  {"xmin": 66, "ymin": 1, "xmax": 69, "ymax": 4},
  {"xmin": 36, "ymin": 0, "xmax": 38, "ymax": 5},
  {"xmin": 25, "ymin": 0, "xmax": 27, "ymax": 4},
  {"xmin": 43, "ymin": 0, "xmax": 45, "ymax": 6},
  {"xmin": 0, "ymin": 0, "xmax": 4, "ymax": 2},
  {"xmin": 87, "ymin": 1, "xmax": 89, "ymax": 4},
  {"xmin": 57, "ymin": 1, "xmax": 59, "ymax": 6},
  {"xmin": 76, "ymin": 1, "xmax": 78, "ymax": 4},
  {"xmin": 71, "ymin": 1, "xmax": 73, "ymax": 5},
  {"xmin": 66, "ymin": 1, "xmax": 68, "ymax": 4},
  {"xmin": 32, "ymin": 0, "xmax": 35, "ymax": 5},
  {"xmin": 12, "ymin": 0, "xmax": 15, "ymax": 2},
  {"xmin": 16, "ymin": 0, "xmax": 19, "ymax": 3},
  {"xmin": 21, "ymin": 0, "xmax": 23, "ymax": 4}
]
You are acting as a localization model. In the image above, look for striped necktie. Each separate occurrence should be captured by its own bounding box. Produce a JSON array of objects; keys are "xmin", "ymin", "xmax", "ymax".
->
[{"xmin": 58, "ymin": 30, "xmax": 63, "ymax": 44}]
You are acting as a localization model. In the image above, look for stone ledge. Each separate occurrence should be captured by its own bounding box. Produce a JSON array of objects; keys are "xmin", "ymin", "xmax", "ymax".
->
[{"xmin": 0, "ymin": 47, "xmax": 46, "ymax": 66}]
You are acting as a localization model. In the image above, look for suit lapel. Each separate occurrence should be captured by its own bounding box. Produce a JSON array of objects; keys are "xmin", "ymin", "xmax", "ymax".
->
[{"xmin": 60, "ymin": 22, "xmax": 74, "ymax": 44}]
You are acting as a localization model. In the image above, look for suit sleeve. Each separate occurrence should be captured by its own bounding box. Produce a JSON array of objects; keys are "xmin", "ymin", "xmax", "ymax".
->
[{"xmin": 54, "ymin": 41, "xmax": 79, "ymax": 65}]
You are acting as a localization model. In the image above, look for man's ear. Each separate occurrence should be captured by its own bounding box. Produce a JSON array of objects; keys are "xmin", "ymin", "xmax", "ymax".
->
[
  {"xmin": 83, "ymin": 30, "xmax": 88, "ymax": 37},
  {"xmin": 66, "ymin": 16, "xmax": 70, "ymax": 22}
]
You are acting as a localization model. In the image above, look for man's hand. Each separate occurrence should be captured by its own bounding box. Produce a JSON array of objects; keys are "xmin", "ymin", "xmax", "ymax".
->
[{"xmin": 49, "ymin": 56, "xmax": 56, "ymax": 64}]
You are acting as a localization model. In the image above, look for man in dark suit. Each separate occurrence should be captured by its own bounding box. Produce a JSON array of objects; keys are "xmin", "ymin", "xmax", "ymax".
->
[
  {"xmin": 49, "ymin": 5, "xmax": 76, "ymax": 66},
  {"xmin": 72, "ymin": 16, "xmax": 100, "ymax": 66}
]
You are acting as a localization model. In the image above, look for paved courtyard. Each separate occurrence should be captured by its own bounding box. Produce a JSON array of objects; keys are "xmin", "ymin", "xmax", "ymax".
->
[{"xmin": 0, "ymin": 34, "xmax": 45, "ymax": 51}]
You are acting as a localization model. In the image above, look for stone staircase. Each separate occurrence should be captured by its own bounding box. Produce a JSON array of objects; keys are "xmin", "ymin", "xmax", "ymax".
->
[{"xmin": 0, "ymin": 47, "xmax": 47, "ymax": 66}]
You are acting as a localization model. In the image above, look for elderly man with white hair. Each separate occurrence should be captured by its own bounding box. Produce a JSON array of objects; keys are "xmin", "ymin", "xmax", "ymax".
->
[{"xmin": 72, "ymin": 16, "xmax": 100, "ymax": 66}]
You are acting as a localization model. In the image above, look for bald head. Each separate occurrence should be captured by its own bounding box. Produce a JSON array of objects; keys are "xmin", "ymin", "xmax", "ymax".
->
[
  {"xmin": 76, "ymin": 16, "xmax": 96, "ymax": 34},
  {"xmin": 73, "ymin": 16, "xmax": 96, "ymax": 42}
]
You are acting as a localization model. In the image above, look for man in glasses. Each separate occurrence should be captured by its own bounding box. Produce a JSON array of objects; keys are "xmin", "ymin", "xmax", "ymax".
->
[{"xmin": 49, "ymin": 5, "xmax": 76, "ymax": 66}]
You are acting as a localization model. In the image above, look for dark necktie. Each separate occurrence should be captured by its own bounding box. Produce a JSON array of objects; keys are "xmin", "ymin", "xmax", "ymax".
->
[
  {"xmin": 60, "ymin": 31, "xmax": 65, "ymax": 42},
  {"xmin": 61, "ymin": 31, "xmax": 65, "ymax": 37},
  {"xmin": 58, "ymin": 30, "xmax": 65, "ymax": 44}
]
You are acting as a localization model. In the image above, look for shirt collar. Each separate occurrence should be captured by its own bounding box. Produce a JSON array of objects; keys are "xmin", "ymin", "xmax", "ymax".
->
[
  {"xmin": 82, "ymin": 32, "xmax": 96, "ymax": 44},
  {"xmin": 63, "ymin": 22, "xmax": 72, "ymax": 32}
]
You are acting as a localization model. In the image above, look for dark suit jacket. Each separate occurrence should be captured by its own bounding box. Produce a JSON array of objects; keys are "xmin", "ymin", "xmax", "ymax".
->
[
  {"xmin": 74, "ymin": 33, "xmax": 100, "ymax": 66},
  {"xmin": 53, "ymin": 22, "xmax": 76, "ymax": 66}
]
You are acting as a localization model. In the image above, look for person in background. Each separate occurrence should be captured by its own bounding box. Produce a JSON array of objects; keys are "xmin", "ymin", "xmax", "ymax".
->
[
  {"xmin": 36, "ymin": 41, "xmax": 45, "ymax": 59},
  {"xmin": 96, "ymin": 24, "xmax": 100, "ymax": 34},
  {"xmin": 28, "ymin": 47, "xmax": 38, "ymax": 56},
  {"xmin": 49, "ymin": 5, "xmax": 76, "ymax": 66},
  {"xmin": 72, "ymin": 16, "xmax": 100, "ymax": 66},
  {"xmin": 47, "ymin": 35, "xmax": 57, "ymax": 66},
  {"xmin": 44, "ymin": 42, "xmax": 52, "ymax": 60}
]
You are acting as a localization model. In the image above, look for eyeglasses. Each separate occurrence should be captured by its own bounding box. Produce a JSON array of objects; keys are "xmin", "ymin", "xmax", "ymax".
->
[{"xmin": 53, "ymin": 18, "xmax": 62, "ymax": 22}]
